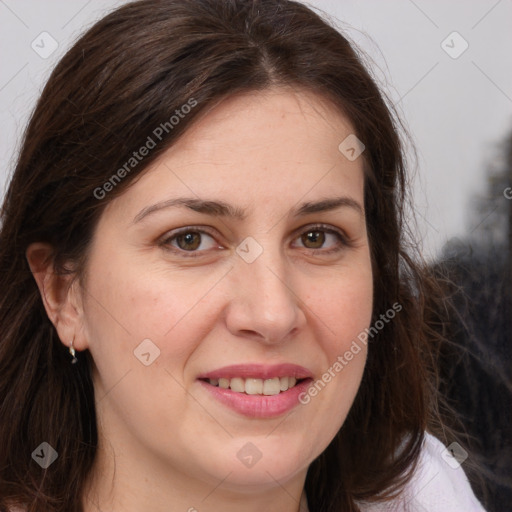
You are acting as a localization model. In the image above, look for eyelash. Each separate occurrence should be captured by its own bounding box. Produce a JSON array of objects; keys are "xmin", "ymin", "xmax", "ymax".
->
[{"xmin": 159, "ymin": 224, "xmax": 351, "ymax": 258}]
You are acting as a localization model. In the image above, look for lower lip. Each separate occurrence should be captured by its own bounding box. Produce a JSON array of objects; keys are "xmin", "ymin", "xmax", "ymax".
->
[{"xmin": 198, "ymin": 379, "xmax": 312, "ymax": 418}]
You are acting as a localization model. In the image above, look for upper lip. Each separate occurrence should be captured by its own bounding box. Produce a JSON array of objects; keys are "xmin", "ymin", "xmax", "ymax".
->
[{"xmin": 197, "ymin": 363, "xmax": 313, "ymax": 380}]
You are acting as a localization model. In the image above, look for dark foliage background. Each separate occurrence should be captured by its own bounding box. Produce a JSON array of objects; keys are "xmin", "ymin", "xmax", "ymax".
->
[{"xmin": 430, "ymin": 130, "xmax": 512, "ymax": 512}]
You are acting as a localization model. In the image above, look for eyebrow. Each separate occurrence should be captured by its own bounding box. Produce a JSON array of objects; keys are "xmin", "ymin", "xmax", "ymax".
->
[{"xmin": 132, "ymin": 196, "xmax": 363, "ymax": 224}]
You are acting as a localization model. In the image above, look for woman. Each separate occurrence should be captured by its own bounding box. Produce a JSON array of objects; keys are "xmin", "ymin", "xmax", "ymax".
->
[{"xmin": 0, "ymin": 0, "xmax": 486, "ymax": 511}]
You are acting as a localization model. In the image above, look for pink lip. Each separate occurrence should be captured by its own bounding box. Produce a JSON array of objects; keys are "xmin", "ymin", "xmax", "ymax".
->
[
  {"xmin": 196, "ymin": 364, "xmax": 314, "ymax": 418},
  {"xmin": 197, "ymin": 363, "xmax": 313, "ymax": 380}
]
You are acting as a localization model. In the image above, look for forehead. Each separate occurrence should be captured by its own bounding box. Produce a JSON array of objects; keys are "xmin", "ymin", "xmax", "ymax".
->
[
  {"xmin": 105, "ymin": 88, "xmax": 365, "ymax": 221},
  {"xmin": 169, "ymin": 87, "xmax": 358, "ymax": 168}
]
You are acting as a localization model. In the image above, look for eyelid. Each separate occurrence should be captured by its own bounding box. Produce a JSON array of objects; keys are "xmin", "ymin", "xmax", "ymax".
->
[
  {"xmin": 161, "ymin": 225, "xmax": 218, "ymax": 240},
  {"xmin": 292, "ymin": 222, "xmax": 348, "ymax": 240}
]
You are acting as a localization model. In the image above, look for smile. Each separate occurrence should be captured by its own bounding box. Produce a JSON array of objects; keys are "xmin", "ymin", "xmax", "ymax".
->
[{"xmin": 197, "ymin": 364, "xmax": 313, "ymax": 418}]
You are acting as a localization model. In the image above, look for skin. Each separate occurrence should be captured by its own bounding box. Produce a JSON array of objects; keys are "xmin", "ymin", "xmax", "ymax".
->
[{"xmin": 27, "ymin": 88, "xmax": 373, "ymax": 512}]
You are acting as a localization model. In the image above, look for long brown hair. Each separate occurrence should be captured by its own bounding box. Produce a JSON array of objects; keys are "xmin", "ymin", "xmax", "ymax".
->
[{"xmin": 0, "ymin": 1, "xmax": 447, "ymax": 510}]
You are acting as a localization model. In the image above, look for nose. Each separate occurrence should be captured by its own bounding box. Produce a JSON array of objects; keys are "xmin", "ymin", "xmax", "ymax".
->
[{"xmin": 224, "ymin": 244, "xmax": 306, "ymax": 345}]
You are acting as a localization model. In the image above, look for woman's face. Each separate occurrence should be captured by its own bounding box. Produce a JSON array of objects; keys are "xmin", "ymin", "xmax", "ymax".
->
[{"xmin": 77, "ymin": 89, "xmax": 373, "ymax": 494}]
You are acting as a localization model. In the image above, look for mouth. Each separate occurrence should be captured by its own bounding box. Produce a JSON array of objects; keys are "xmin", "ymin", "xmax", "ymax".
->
[{"xmin": 196, "ymin": 363, "xmax": 313, "ymax": 418}]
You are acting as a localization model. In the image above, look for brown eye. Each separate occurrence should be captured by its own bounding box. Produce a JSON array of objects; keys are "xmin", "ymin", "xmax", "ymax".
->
[
  {"xmin": 292, "ymin": 224, "xmax": 349, "ymax": 254},
  {"xmin": 301, "ymin": 230, "xmax": 325, "ymax": 249},
  {"xmin": 176, "ymin": 232, "xmax": 202, "ymax": 251},
  {"xmin": 161, "ymin": 228, "xmax": 219, "ymax": 255}
]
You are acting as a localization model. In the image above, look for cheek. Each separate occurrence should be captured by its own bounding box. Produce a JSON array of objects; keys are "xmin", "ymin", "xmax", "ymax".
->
[
  {"xmin": 308, "ymin": 260, "xmax": 373, "ymax": 392},
  {"xmin": 310, "ymin": 263, "xmax": 373, "ymax": 349},
  {"xmin": 292, "ymin": 264, "xmax": 372, "ymax": 461},
  {"xmin": 320, "ymin": 292, "xmax": 371, "ymax": 388},
  {"xmin": 81, "ymin": 259, "xmax": 213, "ymax": 422},
  {"xmin": 82, "ymin": 253, "xmax": 227, "ymax": 365}
]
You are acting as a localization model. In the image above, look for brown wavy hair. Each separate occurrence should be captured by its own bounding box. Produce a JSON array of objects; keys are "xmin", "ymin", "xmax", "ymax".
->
[{"xmin": 0, "ymin": 0, "xmax": 448, "ymax": 510}]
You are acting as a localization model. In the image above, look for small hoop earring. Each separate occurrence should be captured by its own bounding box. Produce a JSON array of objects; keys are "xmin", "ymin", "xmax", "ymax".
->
[{"xmin": 69, "ymin": 338, "xmax": 78, "ymax": 364}]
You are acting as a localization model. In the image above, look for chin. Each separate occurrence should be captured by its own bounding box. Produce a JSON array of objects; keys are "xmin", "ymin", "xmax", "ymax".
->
[
  {"xmin": 201, "ymin": 438, "xmax": 311, "ymax": 489},
  {"xmin": 216, "ymin": 461, "xmax": 305, "ymax": 490}
]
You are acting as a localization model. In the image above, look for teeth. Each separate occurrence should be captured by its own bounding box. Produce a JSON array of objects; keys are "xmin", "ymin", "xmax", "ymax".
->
[
  {"xmin": 230, "ymin": 377, "xmax": 245, "ymax": 393},
  {"xmin": 207, "ymin": 376, "xmax": 300, "ymax": 394},
  {"xmin": 245, "ymin": 378, "xmax": 263, "ymax": 395},
  {"xmin": 263, "ymin": 377, "xmax": 281, "ymax": 396}
]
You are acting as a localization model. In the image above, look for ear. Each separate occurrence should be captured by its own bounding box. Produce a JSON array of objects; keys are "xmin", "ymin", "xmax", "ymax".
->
[{"xmin": 26, "ymin": 242, "xmax": 88, "ymax": 352}]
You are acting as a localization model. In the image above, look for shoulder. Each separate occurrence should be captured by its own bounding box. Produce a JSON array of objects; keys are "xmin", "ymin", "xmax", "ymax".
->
[{"xmin": 359, "ymin": 432, "xmax": 487, "ymax": 512}]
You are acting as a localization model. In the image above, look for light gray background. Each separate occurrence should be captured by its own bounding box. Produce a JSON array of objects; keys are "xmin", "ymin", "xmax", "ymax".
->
[{"xmin": 1, "ymin": 0, "xmax": 511, "ymax": 259}]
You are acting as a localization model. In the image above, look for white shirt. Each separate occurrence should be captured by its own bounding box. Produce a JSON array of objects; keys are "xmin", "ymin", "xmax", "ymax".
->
[{"xmin": 300, "ymin": 432, "xmax": 486, "ymax": 511}]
